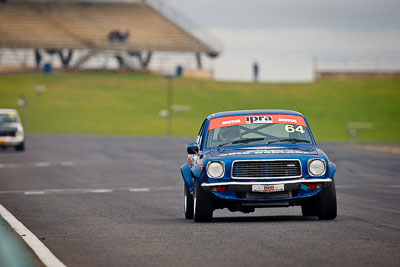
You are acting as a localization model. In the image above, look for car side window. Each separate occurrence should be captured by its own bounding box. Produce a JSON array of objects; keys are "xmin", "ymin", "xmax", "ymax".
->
[{"xmin": 195, "ymin": 119, "xmax": 207, "ymax": 147}]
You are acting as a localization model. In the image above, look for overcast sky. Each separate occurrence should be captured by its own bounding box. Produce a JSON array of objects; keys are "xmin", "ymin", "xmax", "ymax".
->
[{"xmin": 165, "ymin": 0, "xmax": 400, "ymax": 81}]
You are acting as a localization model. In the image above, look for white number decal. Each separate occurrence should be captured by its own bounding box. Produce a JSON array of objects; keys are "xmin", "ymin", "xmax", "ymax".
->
[
  {"xmin": 285, "ymin": 125, "xmax": 294, "ymax": 133},
  {"xmin": 296, "ymin": 126, "xmax": 305, "ymax": 134},
  {"xmin": 285, "ymin": 125, "xmax": 305, "ymax": 134}
]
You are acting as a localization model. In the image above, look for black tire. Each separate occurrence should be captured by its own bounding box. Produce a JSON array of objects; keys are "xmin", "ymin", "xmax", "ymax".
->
[
  {"xmin": 301, "ymin": 199, "xmax": 318, "ymax": 217},
  {"xmin": 15, "ymin": 142, "xmax": 25, "ymax": 152},
  {"xmin": 317, "ymin": 181, "xmax": 337, "ymax": 220},
  {"xmin": 184, "ymin": 183, "xmax": 194, "ymax": 219},
  {"xmin": 193, "ymin": 179, "xmax": 213, "ymax": 222}
]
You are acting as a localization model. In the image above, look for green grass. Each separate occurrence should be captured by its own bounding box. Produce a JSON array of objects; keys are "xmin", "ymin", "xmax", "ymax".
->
[{"xmin": 0, "ymin": 71, "xmax": 399, "ymax": 141}]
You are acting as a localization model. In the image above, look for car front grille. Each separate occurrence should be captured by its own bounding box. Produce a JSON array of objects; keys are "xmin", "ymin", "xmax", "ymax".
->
[
  {"xmin": 0, "ymin": 130, "xmax": 16, "ymax": 137},
  {"xmin": 232, "ymin": 160, "xmax": 302, "ymax": 179}
]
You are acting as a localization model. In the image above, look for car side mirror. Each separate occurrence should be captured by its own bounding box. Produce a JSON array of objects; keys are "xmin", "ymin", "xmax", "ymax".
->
[{"xmin": 186, "ymin": 143, "xmax": 199, "ymax": 154}]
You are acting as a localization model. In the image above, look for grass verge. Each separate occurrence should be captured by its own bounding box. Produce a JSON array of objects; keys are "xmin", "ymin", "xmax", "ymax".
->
[{"xmin": 0, "ymin": 72, "xmax": 399, "ymax": 141}]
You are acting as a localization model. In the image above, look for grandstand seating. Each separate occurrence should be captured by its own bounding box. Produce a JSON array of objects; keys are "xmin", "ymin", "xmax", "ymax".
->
[{"xmin": 0, "ymin": 1, "xmax": 214, "ymax": 54}]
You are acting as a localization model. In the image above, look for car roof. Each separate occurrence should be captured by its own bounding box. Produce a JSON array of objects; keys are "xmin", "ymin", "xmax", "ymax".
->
[
  {"xmin": 207, "ymin": 109, "xmax": 305, "ymax": 119},
  {"xmin": 0, "ymin": 109, "xmax": 18, "ymax": 114}
]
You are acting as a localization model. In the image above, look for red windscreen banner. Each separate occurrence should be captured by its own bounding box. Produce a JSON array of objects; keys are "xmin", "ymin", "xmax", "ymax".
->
[{"xmin": 208, "ymin": 114, "xmax": 307, "ymax": 130}]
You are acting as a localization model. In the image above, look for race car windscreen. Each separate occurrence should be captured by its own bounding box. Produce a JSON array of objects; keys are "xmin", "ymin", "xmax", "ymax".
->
[
  {"xmin": 206, "ymin": 114, "xmax": 313, "ymax": 148},
  {"xmin": 0, "ymin": 113, "xmax": 18, "ymax": 124}
]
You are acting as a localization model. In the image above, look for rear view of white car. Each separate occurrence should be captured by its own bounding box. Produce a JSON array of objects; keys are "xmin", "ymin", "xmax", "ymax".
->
[{"xmin": 0, "ymin": 109, "xmax": 25, "ymax": 151}]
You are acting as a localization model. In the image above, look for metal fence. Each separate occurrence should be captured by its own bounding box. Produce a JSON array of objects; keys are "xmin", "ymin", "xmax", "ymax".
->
[{"xmin": 313, "ymin": 55, "xmax": 400, "ymax": 77}]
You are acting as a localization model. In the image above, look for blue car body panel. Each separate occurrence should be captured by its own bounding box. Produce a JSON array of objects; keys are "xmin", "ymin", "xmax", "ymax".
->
[
  {"xmin": 181, "ymin": 110, "xmax": 335, "ymax": 206},
  {"xmin": 180, "ymin": 162, "xmax": 194, "ymax": 194}
]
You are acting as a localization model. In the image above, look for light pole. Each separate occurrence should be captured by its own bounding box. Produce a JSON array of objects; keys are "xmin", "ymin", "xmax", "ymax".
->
[
  {"xmin": 17, "ymin": 95, "xmax": 28, "ymax": 131},
  {"xmin": 165, "ymin": 74, "xmax": 173, "ymax": 137},
  {"xmin": 16, "ymin": 85, "xmax": 46, "ymax": 133}
]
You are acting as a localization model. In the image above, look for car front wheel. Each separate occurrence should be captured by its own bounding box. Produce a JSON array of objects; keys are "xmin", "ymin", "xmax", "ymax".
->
[
  {"xmin": 184, "ymin": 183, "xmax": 194, "ymax": 219},
  {"xmin": 317, "ymin": 180, "xmax": 337, "ymax": 220},
  {"xmin": 193, "ymin": 180, "xmax": 213, "ymax": 222},
  {"xmin": 15, "ymin": 142, "xmax": 25, "ymax": 152},
  {"xmin": 301, "ymin": 199, "xmax": 318, "ymax": 217}
]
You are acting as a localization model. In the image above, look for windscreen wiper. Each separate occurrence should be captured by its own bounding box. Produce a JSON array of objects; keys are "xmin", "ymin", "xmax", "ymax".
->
[
  {"xmin": 217, "ymin": 137, "xmax": 266, "ymax": 149},
  {"xmin": 267, "ymin": 138, "xmax": 311, "ymax": 145}
]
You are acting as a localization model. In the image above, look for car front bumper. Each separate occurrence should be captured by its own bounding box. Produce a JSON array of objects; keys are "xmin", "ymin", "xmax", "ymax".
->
[
  {"xmin": 202, "ymin": 178, "xmax": 332, "ymax": 189},
  {"xmin": 201, "ymin": 178, "xmax": 333, "ymax": 204},
  {"xmin": 0, "ymin": 135, "xmax": 24, "ymax": 146}
]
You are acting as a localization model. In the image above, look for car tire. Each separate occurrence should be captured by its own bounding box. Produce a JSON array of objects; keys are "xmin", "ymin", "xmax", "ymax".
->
[
  {"xmin": 301, "ymin": 199, "xmax": 318, "ymax": 217},
  {"xmin": 193, "ymin": 179, "xmax": 213, "ymax": 222},
  {"xmin": 184, "ymin": 183, "xmax": 194, "ymax": 219},
  {"xmin": 317, "ymin": 181, "xmax": 337, "ymax": 220},
  {"xmin": 15, "ymin": 142, "xmax": 25, "ymax": 152}
]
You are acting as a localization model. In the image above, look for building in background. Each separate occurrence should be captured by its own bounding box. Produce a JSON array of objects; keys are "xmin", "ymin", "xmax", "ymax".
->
[{"xmin": 0, "ymin": 0, "xmax": 222, "ymax": 79}]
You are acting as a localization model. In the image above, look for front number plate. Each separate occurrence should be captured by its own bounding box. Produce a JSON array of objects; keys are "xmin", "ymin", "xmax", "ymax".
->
[{"xmin": 252, "ymin": 184, "xmax": 284, "ymax": 192}]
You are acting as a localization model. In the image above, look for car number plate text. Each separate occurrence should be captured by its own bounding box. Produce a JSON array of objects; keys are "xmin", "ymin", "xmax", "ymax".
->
[{"xmin": 252, "ymin": 184, "xmax": 284, "ymax": 192}]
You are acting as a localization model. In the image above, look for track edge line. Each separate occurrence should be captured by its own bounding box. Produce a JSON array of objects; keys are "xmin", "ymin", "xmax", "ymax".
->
[{"xmin": 0, "ymin": 204, "xmax": 66, "ymax": 267}]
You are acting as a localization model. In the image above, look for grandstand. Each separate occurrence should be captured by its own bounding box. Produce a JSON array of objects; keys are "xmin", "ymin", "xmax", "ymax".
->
[
  {"xmin": 313, "ymin": 56, "xmax": 400, "ymax": 80},
  {"xmin": 0, "ymin": 0, "xmax": 221, "ymax": 75}
]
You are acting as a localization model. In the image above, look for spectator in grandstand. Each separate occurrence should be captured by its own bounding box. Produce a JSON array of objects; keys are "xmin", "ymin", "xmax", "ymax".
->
[
  {"xmin": 253, "ymin": 60, "xmax": 259, "ymax": 82},
  {"xmin": 35, "ymin": 49, "xmax": 42, "ymax": 70},
  {"xmin": 58, "ymin": 49, "xmax": 73, "ymax": 69},
  {"xmin": 120, "ymin": 30, "xmax": 130, "ymax": 42},
  {"xmin": 108, "ymin": 30, "xmax": 130, "ymax": 43}
]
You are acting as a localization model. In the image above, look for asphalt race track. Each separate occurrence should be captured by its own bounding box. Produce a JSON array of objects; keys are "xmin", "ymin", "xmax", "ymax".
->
[{"xmin": 0, "ymin": 135, "xmax": 399, "ymax": 266}]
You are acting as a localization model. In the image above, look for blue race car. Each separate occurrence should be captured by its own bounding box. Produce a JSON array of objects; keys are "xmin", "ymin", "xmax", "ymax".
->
[{"xmin": 181, "ymin": 110, "xmax": 337, "ymax": 222}]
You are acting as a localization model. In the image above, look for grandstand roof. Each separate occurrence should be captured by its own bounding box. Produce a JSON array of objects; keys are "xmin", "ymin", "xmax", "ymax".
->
[{"xmin": 0, "ymin": 0, "xmax": 220, "ymax": 55}]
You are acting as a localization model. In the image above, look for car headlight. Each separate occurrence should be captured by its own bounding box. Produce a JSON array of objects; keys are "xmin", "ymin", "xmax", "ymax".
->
[
  {"xmin": 308, "ymin": 159, "xmax": 326, "ymax": 176},
  {"xmin": 207, "ymin": 161, "xmax": 225, "ymax": 178}
]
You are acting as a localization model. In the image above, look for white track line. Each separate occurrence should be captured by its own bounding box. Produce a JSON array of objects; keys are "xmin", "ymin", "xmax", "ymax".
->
[
  {"xmin": 60, "ymin": 161, "xmax": 75, "ymax": 167},
  {"xmin": 91, "ymin": 189, "xmax": 113, "ymax": 193},
  {"xmin": 0, "ymin": 204, "xmax": 66, "ymax": 267},
  {"xmin": 35, "ymin": 162, "xmax": 50, "ymax": 168},
  {"xmin": 24, "ymin": 191, "xmax": 45, "ymax": 195},
  {"xmin": 129, "ymin": 188, "xmax": 150, "ymax": 192},
  {"xmin": 3, "ymin": 163, "xmax": 19, "ymax": 168},
  {"xmin": 335, "ymin": 185, "xmax": 355, "ymax": 188},
  {"xmin": 0, "ymin": 162, "xmax": 76, "ymax": 168},
  {"xmin": 0, "ymin": 186, "xmax": 176, "ymax": 195}
]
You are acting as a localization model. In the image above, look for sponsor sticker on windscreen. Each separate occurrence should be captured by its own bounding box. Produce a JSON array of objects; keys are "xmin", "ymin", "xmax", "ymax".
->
[
  {"xmin": 252, "ymin": 184, "xmax": 284, "ymax": 192},
  {"xmin": 245, "ymin": 115, "xmax": 272, "ymax": 124},
  {"xmin": 208, "ymin": 114, "xmax": 307, "ymax": 130}
]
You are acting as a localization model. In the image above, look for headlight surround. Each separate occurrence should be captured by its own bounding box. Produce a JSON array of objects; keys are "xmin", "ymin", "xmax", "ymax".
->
[
  {"xmin": 206, "ymin": 161, "xmax": 225, "ymax": 178},
  {"xmin": 308, "ymin": 159, "xmax": 326, "ymax": 176},
  {"xmin": 16, "ymin": 126, "xmax": 24, "ymax": 137},
  {"xmin": 16, "ymin": 130, "xmax": 24, "ymax": 137}
]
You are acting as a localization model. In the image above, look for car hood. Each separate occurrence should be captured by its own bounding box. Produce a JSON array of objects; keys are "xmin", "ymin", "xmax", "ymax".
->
[
  {"xmin": 207, "ymin": 146, "xmax": 319, "ymax": 159},
  {"xmin": 0, "ymin": 123, "xmax": 22, "ymax": 132}
]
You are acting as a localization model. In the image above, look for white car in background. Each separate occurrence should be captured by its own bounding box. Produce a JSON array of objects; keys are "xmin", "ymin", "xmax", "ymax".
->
[{"xmin": 0, "ymin": 109, "xmax": 25, "ymax": 151}]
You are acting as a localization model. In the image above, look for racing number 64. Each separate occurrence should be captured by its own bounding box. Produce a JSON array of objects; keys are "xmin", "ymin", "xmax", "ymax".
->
[{"xmin": 285, "ymin": 125, "xmax": 305, "ymax": 134}]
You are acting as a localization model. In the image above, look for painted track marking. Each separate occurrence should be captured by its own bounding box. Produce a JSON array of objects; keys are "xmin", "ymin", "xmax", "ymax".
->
[
  {"xmin": 0, "ymin": 187, "xmax": 176, "ymax": 195},
  {"xmin": 24, "ymin": 191, "xmax": 45, "ymax": 195},
  {"xmin": 60, "ymin": 161, "xmax": 75, "ymax": 167},
  {"xmin": 91, "ymin": 189, "xmax": 113, "ymax": 193},
  {"xmin": 336, "ymin": 185, "xmax": 355, "ymax": 188},
  {"xmin": 0, "ymin": 163, "xmax": 20, "ymax": 168},
  {"xmin": 0, "ymin": 185, "xmax": 399, "ymax": 196},
  {"xmin": 0, "ymin": 204, "xmax": 66, "ymax": 267},
  {"xmin": 35, "ymin": 162, "xmax": 50, "ymax": 168},
  {"xmin": 0, "ymin": 162, "xmax": 76, "ymax": 168},
  {"xmin": 129, "ymin": 188, "xmax": 150, "ymax": 192}
]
